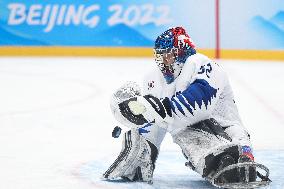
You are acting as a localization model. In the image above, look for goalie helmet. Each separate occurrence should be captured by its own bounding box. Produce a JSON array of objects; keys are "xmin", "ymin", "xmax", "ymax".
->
[{"xmin": 154, "ymin": 27, "xmax": 196, "ymax": 84}]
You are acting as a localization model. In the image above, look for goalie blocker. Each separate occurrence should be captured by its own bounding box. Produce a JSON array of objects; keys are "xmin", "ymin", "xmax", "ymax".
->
[{"xmin": 116, "ymin": 94, "xmax": 172, "ymax": 127}]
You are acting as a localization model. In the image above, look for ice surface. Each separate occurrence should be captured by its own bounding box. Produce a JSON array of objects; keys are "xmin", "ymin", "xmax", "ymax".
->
[
  {"xmin": 0, "ymin": 57, "xmax": 283, "ymax": 188},
  {"xmin": 79, "ymin": 150, "xmax": 284, "ymax": 189}
]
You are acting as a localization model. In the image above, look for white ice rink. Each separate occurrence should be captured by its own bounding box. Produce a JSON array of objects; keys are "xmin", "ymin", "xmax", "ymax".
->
[{"xmin": 0, "ymin": 57, "xmax": 283, "ymax": 189}]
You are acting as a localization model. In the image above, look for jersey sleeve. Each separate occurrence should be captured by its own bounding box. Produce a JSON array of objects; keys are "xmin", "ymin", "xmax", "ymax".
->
[{"xmin": 167, "ymin": 60, "xmax": 229, "ymax": 123}]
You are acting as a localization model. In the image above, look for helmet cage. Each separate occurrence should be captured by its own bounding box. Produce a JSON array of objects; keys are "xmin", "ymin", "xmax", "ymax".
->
[{"xmin": 153, "ymin": 48, "xmax": 184, "ymax": 84}]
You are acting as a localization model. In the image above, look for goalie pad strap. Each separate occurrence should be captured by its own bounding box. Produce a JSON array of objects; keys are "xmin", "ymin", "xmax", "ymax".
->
[
  {"xmin": 190, "ymin": 118, "xmax": 232, "ymax": 142},
  {"xmin": 147, "ymin": 140, "xmax": 158, "ymax": 170}
]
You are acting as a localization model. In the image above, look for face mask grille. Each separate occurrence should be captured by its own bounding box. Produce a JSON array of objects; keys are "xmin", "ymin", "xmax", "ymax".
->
[{"xmin": 153, "ymin": 48, "xmax": 183, "ymax": 84}]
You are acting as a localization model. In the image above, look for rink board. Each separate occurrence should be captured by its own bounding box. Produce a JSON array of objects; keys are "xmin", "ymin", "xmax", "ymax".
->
[
  {"xmin": 1, "ymin": 1, "xmax": 284, "ymax": 60},
  {"xmin": 0, "ymin": 47, "xmax": 284, "ymax": 61}
]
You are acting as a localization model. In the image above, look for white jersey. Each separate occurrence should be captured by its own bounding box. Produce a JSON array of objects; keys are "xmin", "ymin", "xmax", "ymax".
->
[{"xmin": 142, "ymin": 53, "xmax": 251, "ymax": 147}]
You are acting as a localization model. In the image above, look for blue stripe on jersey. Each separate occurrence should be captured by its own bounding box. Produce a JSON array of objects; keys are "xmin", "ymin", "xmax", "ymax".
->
[
  {"xmin": 176, "ymin": 93, "xmax": 194, "ymax": 115},
  {"xmin": 163, "ymin": 79, "xmax": 218, "ymax": 116},
  {"xmin": 184, "ymin": 84, "xmax": 203, "ymax": 109},
  {"xmin": 182, "ymin": 79, "xmax": 217, "ymax": 110},
  {"xmin": 168, "ymin": 79, "xmax": 217, "ymax": 115},
  {"xmin": 172, "ymin": 97, "xmax": 185, "ymax": 115}
]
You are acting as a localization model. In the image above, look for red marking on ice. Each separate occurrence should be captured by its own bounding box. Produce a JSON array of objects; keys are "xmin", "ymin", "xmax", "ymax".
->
[{"xmin": 71, "ymin": 160, "xmax": 117, "ymax": 189}]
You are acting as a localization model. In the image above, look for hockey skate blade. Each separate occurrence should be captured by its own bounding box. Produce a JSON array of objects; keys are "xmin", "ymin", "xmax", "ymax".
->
[{"xmin": 211, "ymin": 162, "xmax": 271, "ymax": 189}]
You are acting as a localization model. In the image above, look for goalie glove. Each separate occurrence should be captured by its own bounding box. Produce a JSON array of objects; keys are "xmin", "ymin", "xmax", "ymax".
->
[
  {"xmin": 110, "ymin": 82, "xmax": 172, "ymax": 128},
  {"xmin": 119, "ymin": 95, "xmax": 173, "ymax": 127},
  {"xmin": 110, "ymin": 81, "xmax": 144, "ymax": 128}
]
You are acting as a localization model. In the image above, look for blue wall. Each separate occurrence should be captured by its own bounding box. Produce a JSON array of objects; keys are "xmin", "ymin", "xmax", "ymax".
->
[{"xmin": 0, "ymin": 0, "xmax": 283, "ymax": 50}]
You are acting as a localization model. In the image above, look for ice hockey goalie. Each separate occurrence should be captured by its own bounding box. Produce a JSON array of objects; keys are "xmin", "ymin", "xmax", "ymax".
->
[{"xmin": 102, "ymin": 27, "xmax": 271, "ymax": 188}]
